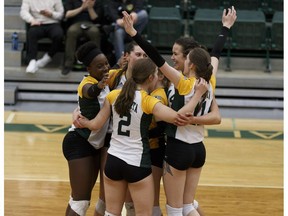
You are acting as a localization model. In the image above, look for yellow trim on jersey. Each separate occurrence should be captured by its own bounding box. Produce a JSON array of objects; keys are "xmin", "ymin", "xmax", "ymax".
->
[
  {"xmin": 141, "ymin": 90, "xmax": 160, "ymax": 114},
  {"xmin": 108, "ymin": 69, "xmax": 123, "ymax": 89},
  {"xmin": 77, "ymin": 75, "xmax": 99, "ymax": 98},
  {"xmin": 106, "ymin": 89, "xmax": 160, "ymax": 114},
  {"xmin": 176, "ymin": 74, "xmax": 216, "ymax": 95},
  {"xmin": 150, "ymin": 87, "xmax": 168, "ymax": 106},
  {"xmin": 106, "ymin": 89, "xmax": 121, "ymax": 105}
]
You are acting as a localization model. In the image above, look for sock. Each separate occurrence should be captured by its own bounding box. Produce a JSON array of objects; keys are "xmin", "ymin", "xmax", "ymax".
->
[{"xmin": 166, "ymin": 204, "xmax": 182, "ymax": 216}]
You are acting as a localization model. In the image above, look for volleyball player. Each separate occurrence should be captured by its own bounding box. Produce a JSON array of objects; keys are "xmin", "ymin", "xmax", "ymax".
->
[{"xmin": 77, "ymin": 57, "xmax": 209, "ymax": 215}]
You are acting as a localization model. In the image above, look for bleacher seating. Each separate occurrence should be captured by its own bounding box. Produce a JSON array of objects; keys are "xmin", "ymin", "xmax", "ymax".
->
[
  {"xmin": 192, "ymin": 9, "xmax": 224, "ymax": 48},
  {"xmin": 146, "ymin": 0, "xmax": 181, "ymax": 7},
  {"xmin": 226, "ymin": 0, "xmax": 263, "ymax": 10},
  {"xmin": 4, "ymin": 0, "xmax": 283, "ymax": 117},
  {"xmin": 147, "ymin": 7, "xmax": 183, "ymax": 51},
  {"xmin": 270, "ymin": 11, "xmax": 283, "ymax": 51}
]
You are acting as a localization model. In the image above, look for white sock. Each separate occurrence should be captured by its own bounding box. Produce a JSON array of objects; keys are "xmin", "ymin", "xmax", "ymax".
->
[
  {"xmin": 166, "ymin": 204, "xmax": 182, "ymax": 216},
  {"xmin": 104, "ymin": 210, "xmax": 117, "ymax": 216},
  {"xmin": 183, "ymin": 203, "xmax": 195, "ymax": 216},
  {"xmin": 95, "ymin": 198, "xmax": 106, "ymax": 215},
  {"xmin": 193, "ymin": 200, "xmax": 199, "ymax": 209}
]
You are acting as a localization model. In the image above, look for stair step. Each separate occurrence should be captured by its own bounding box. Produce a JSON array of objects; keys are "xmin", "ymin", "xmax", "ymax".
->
[
  {"xmin": 4, "ymin": 84, "xmax": 18, "ymax": 105},
  {"xmin": 5, "ymin": 0, "xmax": 22, "ymax": 7},
  {"xmin": 5, "ymin": 6, "xmax": 26, "ymax": 30}
]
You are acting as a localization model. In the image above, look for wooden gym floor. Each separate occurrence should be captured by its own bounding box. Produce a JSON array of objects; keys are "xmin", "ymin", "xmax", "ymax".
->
[{"xmin": 4, "ymin": 111, "xmax": 283, "ymax": 216}]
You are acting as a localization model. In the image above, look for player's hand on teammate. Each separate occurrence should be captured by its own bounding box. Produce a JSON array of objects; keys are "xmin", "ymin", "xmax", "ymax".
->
[
  {"xmin": 195, "ymin": 78, "xmax": 208, "ymax": 95},
  {"xmin": 72, "ymin": 107, "xmax": 85, "ymax": 128},
  {"xmin": 174, "ymin": 113, "xmax": 195, "ymax": 126}
]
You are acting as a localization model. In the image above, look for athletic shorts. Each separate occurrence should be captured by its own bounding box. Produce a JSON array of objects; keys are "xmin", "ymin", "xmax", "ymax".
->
[
  {"xmin": 150, "ymin": 138, "xmax": 165, "ymax": 168},
  {"xmin": 62, "ymin": 131, "xmax": 100, "ymax": 161},
  {"xmin": 105, "ymin": 154, "xmax": 152, "ymax": 183},
  {"xmin": 164, "ymin": 137, "xmax": 206, "ymax": 170},
  {"xmin": 104, "ymin": 132, "xmax": 112, "ymax": 148}
]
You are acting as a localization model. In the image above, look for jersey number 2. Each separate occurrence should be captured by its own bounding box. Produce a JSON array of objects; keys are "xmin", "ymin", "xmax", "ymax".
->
[{"xmin": 118, "ymin": 113, "xmax": 131, "ymax": 136}]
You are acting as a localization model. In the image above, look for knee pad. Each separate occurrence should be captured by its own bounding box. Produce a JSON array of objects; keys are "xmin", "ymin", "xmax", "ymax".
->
[
  {"xmin": 166, "ymin": 204, "xmax": 182, "ymax": 216},
  {"xmin": 125, "ymin": 202, "xmax": 135, "ymax": 216},
  {"xmin": 193, "ymin": 200, "xmax": 199, "ymax": 210},
  {"xmin": 183, "ymin": 203, "xmax": 195, "ymax": 216},
  {"xmin": 104, "ymin": 210, "xmax": 117, "ymax": 216},
  {"xmin": 152, "ymin": 206, "xmax": 162, "ymax": 216},
  {"xmin": 95, "ymin": 198, "xmax": 106, "ymax": 215},
  {"xmin": 69, "ymin": 196, "xmax": 90, "ymax": 216}
]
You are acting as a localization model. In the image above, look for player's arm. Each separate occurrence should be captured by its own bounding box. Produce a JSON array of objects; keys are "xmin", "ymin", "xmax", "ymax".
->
[
  {"xmin": 211, "ymin": 6, "xmax": 237, "ymax": 75},
  {"xmin": 186, "ymin": 97, "xmax": 221, "ymax": 125},
  {"xmin": 122, "ymin": 11, "xmax": 181, "ymax": 87},
  {"xmin": 78, "ymin": 99, "xmax": 111, "ymax": 130}
]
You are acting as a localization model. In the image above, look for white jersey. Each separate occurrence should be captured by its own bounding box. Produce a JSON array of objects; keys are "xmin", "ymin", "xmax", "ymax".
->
[
  {"xmin": 69, "ymin": 75, "xmax": 110, "ymax": 149},
  {"xmin": 166, "ymin": 74, "xmax": 216, "ymax": 144},
  {"xmin": 106, "ymin": 89, "xmax": 160, "ymax": 168}
]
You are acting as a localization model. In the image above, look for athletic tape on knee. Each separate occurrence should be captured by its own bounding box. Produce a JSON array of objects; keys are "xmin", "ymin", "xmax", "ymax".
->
[
  {"xmin": 95, "ymin": 198, "xmax": 106, "ymax": 215},
  {"xmin": 152, "ymin": 206, "xmax": 162, "ymax": 216},
  {"xmin": 69, "ymin": 196, "xmax": 90, "ymax": 216},
  {"xmin": 104, "ymin": 210, "xmax": 117, "ymax": 216},
  {"xmin": 125, "ymin": 202, "xmax": 135, "ymax": 216},
  {"xmin": 166, "ymin": 204, "xmax": 182, "ymax": 216},
  {"xmin": 193, "ymin": 200, "xmax": 199, "ymax": 210},
  {"xmin": 183, "ymin": 203, "xmax": 195, "ymax": 216}
]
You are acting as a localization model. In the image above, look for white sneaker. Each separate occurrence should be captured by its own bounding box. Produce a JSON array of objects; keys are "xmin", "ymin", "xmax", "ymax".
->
[
  {"xmin": 36, "ymin": 53, "xmax": 52, "ymax": 68},
  {"xmin": 26, "ymin": 59, "xmax": 38, "ymax": 73}
]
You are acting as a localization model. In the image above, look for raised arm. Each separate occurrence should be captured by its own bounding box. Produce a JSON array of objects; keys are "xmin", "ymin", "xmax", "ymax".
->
[
  {"xmin": 122, "ymin": 11, "xmax": 181, "ymax": 87},
  {"xmin": 210, "ymin": 6, "xmax": 237, "ymax": 76}
]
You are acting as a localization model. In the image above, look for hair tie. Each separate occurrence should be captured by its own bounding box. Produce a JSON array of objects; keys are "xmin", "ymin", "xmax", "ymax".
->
[{"xmin": 207, "ymin": 62, "xmax": 211, "ymax": 67}]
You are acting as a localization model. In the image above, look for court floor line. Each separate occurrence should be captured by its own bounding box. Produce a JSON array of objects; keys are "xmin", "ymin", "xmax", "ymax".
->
[{"xmin": 4, "ymin": 178, "xmax": 283, "ymax": 189}]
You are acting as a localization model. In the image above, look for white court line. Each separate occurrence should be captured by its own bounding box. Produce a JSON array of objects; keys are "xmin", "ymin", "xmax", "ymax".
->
[
  {"xmin": 5, "ymin": 112, "xmax": 15, "ymax": 123},
  {"xmin": 4, "ymin": 177, "xmax": 283, "ymax": 189}
]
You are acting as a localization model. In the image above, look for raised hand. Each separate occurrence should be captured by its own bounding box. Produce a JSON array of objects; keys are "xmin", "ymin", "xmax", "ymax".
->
[
  {"xmin": 87, "ymin": 0, "xmax": 96, "ymax": 9},
  {"xmin": 222, "ymin": 6, "xmax": 237, "ymax": 29},
  {"xmin": 98, "ymin": 72, "xmax": 109, "ymax": 89},
  {"xmin": 122, "ymin": 11, "xmax": 137, "ymax": 37}
]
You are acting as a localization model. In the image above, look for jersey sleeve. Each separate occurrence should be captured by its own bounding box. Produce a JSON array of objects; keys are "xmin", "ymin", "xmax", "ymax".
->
[
  {"xmin": 176, "ymin": 74, "xmax": 197, "ymax": 95},
  {"xmin": 151, "ymin": 88, "xmax": 168, "ymax": 106},
  {"xmin": 77, "ymin": 76, "xmax": 98, "ymax": 98},
  {"xmin": 108, "ymin": 69, "xmax": 122, "ymax": 89},
  {"xmin": 106, "ymin": 89, "xmax": 121, "ymax": 105},
  {"xmin": 210, "ymin": 74, "xmax": 216, "ymax": 91},
  {"xmin": 142, "ymin": 91, "xmax": 161, "ymax": 114}
]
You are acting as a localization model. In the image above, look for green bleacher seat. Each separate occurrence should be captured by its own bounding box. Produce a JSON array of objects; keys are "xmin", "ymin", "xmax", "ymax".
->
[
  {"xmin": 189, "ymin": 0, "xmax": 224, "ymax": 10},
  {"xmin": 267, "ymin": 0, "xmax": 283, "ymax": 12},
  {"xmin": 271, "ymin": 11, "xmax": 283, "ymax": 51},
  {"xmin": 226, "ymin": 0, "xmax": 263, "ymax": 10},
  {"xmin": 230, "ymin": 10, "xmax": 266, "ymax": 50},
  {"xmin": 147, "ymin": 7, "xmax": 183, "ymax": 49},
  {"xmin": 147, "ymin": 0, "xmax": 181, "ymax": 7},
  {"xmin": 191, "ymin": 9, "xmax": 224, "ymax": 48}
]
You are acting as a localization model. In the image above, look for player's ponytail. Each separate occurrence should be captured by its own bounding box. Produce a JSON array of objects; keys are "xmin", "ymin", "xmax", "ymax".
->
[
  {"xmin": 188, "ymin": 47, "xmax": 213, "ymax": 82},
  {"xmin": 114, "ymin": 58, "xmax": 157, "ymax": 116}
]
